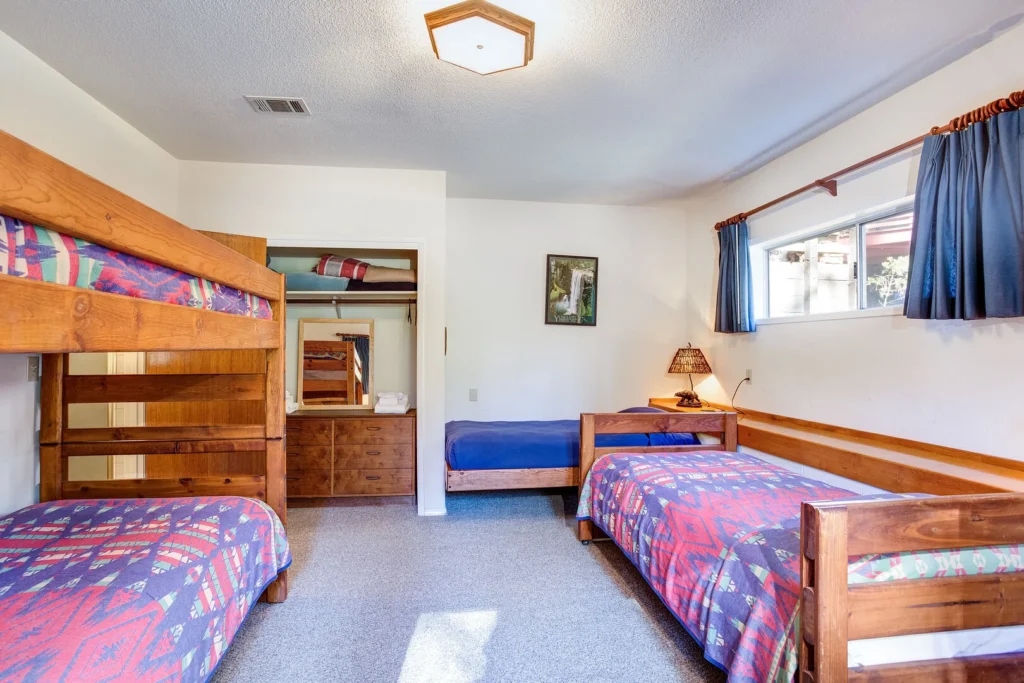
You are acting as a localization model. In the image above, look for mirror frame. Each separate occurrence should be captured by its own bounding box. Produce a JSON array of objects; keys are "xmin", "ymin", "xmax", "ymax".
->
[{"xmin": 297, "ymin": 318, "xmax": 375, "ymax": 411}]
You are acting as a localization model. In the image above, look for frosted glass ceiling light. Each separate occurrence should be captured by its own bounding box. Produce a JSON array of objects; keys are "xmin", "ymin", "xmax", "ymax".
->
[{"xmin": 425, "ymin": 0, "xmax": 535, "ymax": 75}]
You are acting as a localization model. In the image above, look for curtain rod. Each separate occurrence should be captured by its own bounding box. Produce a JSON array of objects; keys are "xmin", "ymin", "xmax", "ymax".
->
[{"xmin": 714, "ymin": 88, "xmax": 1024, "ymax": 231}]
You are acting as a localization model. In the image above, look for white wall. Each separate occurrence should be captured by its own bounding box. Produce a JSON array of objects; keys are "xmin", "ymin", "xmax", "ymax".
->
[
  {"xmin": 446, "ymin": 199, "xmax": 689, "ymax": 421},
  {"xmin": 685, "ymin": 23, "xmax": 1024, "ymax": 461},
  {"xmin": 0, "ymin": 29, "xmax": 179, "ymax": 516},
  {"xmin": 177, "ymin": 161, "xmax": 447, "ymax": 515}
]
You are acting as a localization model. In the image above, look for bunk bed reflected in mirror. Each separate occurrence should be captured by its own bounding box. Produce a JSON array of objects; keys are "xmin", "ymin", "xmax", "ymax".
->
[{"xmin": 297, "ymin": 318, "xmax": 374, "ymax": 409}]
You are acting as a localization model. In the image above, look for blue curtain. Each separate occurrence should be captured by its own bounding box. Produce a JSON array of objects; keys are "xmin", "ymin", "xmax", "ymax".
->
[
  {"xmin": 342, "ymin": 335, "xmax": 370, "ymax": 386},
  {"xmin": 715, "ymin": 220, "xmax": 756, "ymax": 333},
  {"xmin": 905, "ymin": 110, "xmax": 1023, "ymax": 320}
]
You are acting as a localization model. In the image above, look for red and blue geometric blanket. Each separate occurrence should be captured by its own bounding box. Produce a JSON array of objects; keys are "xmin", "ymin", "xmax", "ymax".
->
[
  {"xmin": 0, "ymin": 213, "xmax": 272, "ymax": 319},
  {"xmin": 577, "ymin": 451, "xmax": 876, "ymax": 682},
  {"xmin": 0, "ymin": 497, "xmax": 290, "ymax": 683}
]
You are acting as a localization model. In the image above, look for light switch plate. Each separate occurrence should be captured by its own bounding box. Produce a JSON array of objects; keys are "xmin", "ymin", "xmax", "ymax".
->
[
  {"xmin": 27, "ymin": 356, "xmax": 40, "ymax": 382},
  {"xmin": 469, "ymin": 388, "xmax": 478, "ymax": 402}
]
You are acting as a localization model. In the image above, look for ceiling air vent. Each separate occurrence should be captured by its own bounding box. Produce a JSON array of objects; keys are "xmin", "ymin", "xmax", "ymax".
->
[{"xmin": 245, "ymin": 96, "xmax": 310, "ymax": 115}]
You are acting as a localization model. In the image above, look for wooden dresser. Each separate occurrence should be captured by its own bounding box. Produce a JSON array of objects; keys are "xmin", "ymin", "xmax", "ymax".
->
[{"xmin": 285, "ymin": 410, "xmax": 416, "ymax": 502}]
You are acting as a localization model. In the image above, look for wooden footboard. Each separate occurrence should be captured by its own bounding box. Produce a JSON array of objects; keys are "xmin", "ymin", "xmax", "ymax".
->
[
  {"xmin": 800, "ymin": 494, "xmax": 1024, "ymax": 682},
  {"xmin": 577, "ymin": 411, "xmax": 737, "ymax": 542}
]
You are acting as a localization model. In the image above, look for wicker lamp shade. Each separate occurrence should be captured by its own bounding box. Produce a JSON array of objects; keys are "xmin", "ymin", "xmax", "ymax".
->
[{"xmin": 668, "ymin": 346, "xmax": 712, "ymax": 375}]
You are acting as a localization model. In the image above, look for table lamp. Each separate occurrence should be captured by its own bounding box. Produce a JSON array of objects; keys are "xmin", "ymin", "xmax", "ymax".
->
[{"xmin": 668, "ymin": 344, "xmax": 712, "ymax": 407}]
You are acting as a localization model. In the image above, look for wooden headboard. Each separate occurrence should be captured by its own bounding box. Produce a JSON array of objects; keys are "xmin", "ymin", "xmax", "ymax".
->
[{"xmin": 577, "ymin": 411, "xmax": 737, "ymax": 541}]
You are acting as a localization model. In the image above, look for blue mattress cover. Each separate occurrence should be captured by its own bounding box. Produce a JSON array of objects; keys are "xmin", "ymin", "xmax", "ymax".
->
[{"xmin": 445, "ymin": 412, "xmax": 699, "ymax": 470}]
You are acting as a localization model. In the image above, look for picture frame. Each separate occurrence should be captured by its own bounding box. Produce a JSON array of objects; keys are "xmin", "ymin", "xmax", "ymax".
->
[{"xmin": 545, "ymin": 254, "xmax": 598, "ymax": 326}]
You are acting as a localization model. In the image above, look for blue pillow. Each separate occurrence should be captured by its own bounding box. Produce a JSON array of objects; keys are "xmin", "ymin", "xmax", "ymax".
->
[
  {"xmin": 649, "ymin": 431, "xmax": 700, "ymax": 446},
  {"xmin": 617, "ymin": 406, "xmax": 699, "ymax": 446}
]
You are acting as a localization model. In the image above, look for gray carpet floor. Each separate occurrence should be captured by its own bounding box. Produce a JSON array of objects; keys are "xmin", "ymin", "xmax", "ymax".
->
[{"xmin": 213, "ymin": 491, "xmax": 726, "ymax": 683}]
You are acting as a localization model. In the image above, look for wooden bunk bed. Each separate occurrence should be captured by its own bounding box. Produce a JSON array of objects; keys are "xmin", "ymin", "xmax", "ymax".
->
[
  {"xmin": 575, "ymin": 411, "xmax": 1024, "ymax": 682},
  {"xmin": 0, "ymin": 129, "xmax": 288, "ymax": 601}
]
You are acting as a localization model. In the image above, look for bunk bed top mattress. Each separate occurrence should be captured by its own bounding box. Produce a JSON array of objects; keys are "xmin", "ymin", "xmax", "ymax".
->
[
  {"xmin": 1, "ymin": 213, "xmax": 272, "ymax": 319},
  {"xmin": 577, "ymin": 450, "xmax": 1024, "ymax": 683},
  {"xmin": 445, "ymin": 419, "xmax": 698, "ymax": 470},
  {"xmin": 0, "ymin": 496, "xmax": 291, "ymax": 683}
]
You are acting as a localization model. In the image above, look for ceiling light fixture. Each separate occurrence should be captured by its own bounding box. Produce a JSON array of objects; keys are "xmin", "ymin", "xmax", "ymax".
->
[{"xmin": 424, "ymin": 0, "xmax": 535, "ymax": 76}]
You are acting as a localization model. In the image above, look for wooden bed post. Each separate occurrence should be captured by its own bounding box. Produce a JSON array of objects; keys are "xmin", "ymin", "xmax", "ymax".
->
[
  {"xmin": 577, "ymin": 413, "xmax": 596, "ymax": 542},
  {"xmin": 264, "ymin": 277, "xmax": 289, "ymax": 603},
  {"xmin": 724, "ymin": 412, "xmax": 738, "ymax": 452},
  {"xmin": 39, "ymin": 353, "xmax": 67, "ymax": 502},
  {"xmin": 801, "ymin": 502, "xmax": 849, "ymax": 683}
]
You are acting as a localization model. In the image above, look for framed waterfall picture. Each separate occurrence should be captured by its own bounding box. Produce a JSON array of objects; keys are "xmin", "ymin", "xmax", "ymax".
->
[{"xmin": 545, "ymin": 254, "xmax": 598, "ymax": 326}]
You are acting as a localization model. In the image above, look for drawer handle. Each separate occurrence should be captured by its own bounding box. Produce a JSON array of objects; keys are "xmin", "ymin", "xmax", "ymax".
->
[
  {"xmin": 286, "ymin": 477, "xmax": 300, "ymax": 482},
  {"xmin": 286, "ymin": 426, "xmax": 299, "ymax": 431},
  {"xmin": 365, "ymin": 475, "xmax": 381, "ymax": 481},
  {"xmin": 287, "ymin": 452, "xmax": 300, "ymax": 457},
  {"xmin": 366, "ymin": 426, "xmax": 382, "ymax": 432},
  {"xmin": 366, "ymin": 450, "xmax": 381, "ymax": 455}
]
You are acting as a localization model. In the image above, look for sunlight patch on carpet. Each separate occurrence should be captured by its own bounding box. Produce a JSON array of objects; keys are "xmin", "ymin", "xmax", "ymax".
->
[{"xmin": 398, "ymin": 609, "xmax": 499, "ymax": 683}]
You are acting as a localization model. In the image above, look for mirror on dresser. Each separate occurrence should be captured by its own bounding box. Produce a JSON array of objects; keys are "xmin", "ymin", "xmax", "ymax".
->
[{"xmin": 297, "ymin": 318, "xmax": 374, "ymax": 410}]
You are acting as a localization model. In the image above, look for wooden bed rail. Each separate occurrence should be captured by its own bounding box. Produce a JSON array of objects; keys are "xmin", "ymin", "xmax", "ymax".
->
[
  {"xmin": 0, "ymin": 276, "xmax": 282, "ymax": 354},
  {"xmin": 0, "ymin": 130, "xmax": 279, "ymax": 301},
  {"xmin": 577, "ymin": 411, "xmax": 738, "ymax": 542},
  {"xmin": 800, "ymin": 494, "xmax": 1024, "ymax": 682}
]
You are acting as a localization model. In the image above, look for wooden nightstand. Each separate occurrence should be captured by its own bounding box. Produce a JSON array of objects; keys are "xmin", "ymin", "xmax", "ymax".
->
[{"xmin": 648, "ymin": 397, "xmax": 729, "ymax": 413}]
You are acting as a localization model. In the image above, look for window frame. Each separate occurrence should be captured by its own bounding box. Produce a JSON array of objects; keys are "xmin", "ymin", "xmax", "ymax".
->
[{"xmin": 757, "ymin": 199, "xmax": 915, "ymax": 323}]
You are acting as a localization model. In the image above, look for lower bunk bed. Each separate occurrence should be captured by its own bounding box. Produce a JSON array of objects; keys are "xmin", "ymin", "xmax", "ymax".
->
[
  {"xmin": 575, "ymin": 411, "xmax": 1024, "ymax": 683},
  {"xmin": 0, "ymin": 496, "xmax": 290, "ymax": 682},
  {"xmin": 445, "ymin": 407, "xmax": 699, "ymax": 492}
]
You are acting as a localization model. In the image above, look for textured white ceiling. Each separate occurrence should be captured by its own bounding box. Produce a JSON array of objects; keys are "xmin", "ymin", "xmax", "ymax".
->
[{"xmin": 1, "ymin": 1, "xmax": 1021, "ymax": 204}]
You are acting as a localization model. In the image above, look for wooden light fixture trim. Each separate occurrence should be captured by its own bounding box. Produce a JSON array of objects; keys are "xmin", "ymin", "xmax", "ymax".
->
[{"xmin": 424, "ymin": 0, "xmax": 535, "ymax": 73}]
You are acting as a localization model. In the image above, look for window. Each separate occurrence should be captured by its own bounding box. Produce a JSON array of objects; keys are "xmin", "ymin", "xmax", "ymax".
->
[{"xmin": 765, "ymin": 208, "xmax": 912, "ymax": 318}]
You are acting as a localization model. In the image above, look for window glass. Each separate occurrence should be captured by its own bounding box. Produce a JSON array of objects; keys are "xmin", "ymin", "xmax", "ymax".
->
[
  {"xmin": 863, "ymin": 211, "xmax": 913, "ymax": 309},
  {"xmin": 768, "ymin": 227, "xmax": 857, "ymax": 317}
]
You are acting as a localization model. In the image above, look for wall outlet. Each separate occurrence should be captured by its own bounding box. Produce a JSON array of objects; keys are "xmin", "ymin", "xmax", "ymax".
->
[
  {"xmin": 469, "ymin": 388, "xmax": 478, "ymax": 402},
  {"xmin": 27, "ymin": 356, "xmax": 40, "ymax": 382},
  {"xmin": 745, "ymin": 369, "xmax": 752, "ymax": 382}
]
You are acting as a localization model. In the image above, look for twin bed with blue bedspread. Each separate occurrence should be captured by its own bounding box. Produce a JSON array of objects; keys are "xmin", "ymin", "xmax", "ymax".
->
[{"xmin": 444, "ymin": 407, "xmax": 698, "ymax": 491}]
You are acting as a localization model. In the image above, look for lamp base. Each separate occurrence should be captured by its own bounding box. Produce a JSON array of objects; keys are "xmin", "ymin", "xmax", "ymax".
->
[{"xmin": 674, "ymin": 390, "xmax": 702, "ymax": 408}]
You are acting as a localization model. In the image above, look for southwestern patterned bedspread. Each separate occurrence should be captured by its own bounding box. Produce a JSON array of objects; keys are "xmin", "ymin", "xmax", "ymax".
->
[
  {"xmin": 0, "ymin": 497, "xmax": 290, "ymax": 683},
  {"xmin": 577, "ymin": 451, "xmax": 1024, "ymax": 683},
  {"xmin": 0, "ymin": 213, "xmax": 272, "ymax": 319}
]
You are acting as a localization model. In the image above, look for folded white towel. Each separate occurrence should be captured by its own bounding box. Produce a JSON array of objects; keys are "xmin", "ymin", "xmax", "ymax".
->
[
  {"xmin": 374, "ymin": 399, "xmax": 410, "ymax": 414},
  {"xmin": 376, "ymin": 392, "xmax": 406, "ymax": 406}
]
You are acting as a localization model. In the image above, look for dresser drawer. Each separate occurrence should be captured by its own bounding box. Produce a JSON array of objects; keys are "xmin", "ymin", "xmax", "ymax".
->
[
  {"xmin": 286, "ymin": 469, "xmax": 332, "ymax": 497},
  {"xmin": 287, "ymin": 445, "xmax": 332, "ymax": 473},
  {"xmin": 335, "ymin": 418, "xmax": 413, "ymax": 445},
  {"xmin": 333, "ymin": 468, "xmax": 413, "ymax": 495},
  {"xmin": 285, "ymin": 419, "xmax": 332, "ymax": 446},
  {"xmin": 335, "ymin": 445, "xmax": 413, "ymax": 470}
]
